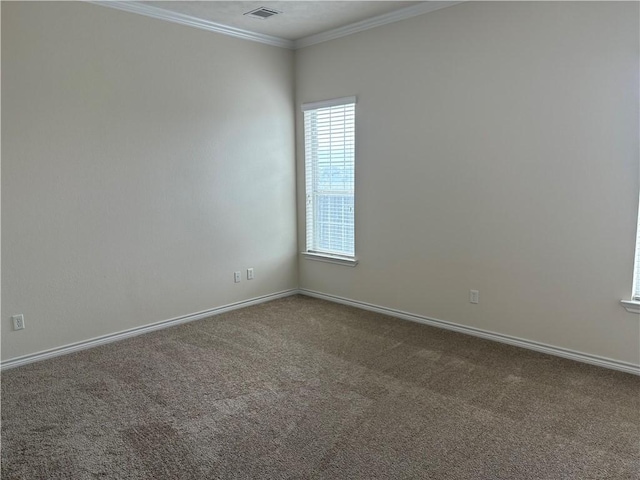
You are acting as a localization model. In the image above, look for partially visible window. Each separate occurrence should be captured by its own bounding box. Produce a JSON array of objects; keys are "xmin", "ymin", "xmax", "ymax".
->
[
  {"xmin": 303, "ymin": 96, "xmax": 356, "ymax": 258},
  {"xmin": 633, "ymin": 196, "xmax": 640, "ymax": 301}
]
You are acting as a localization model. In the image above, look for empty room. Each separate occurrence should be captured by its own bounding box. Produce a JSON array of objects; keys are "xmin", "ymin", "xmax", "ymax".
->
[{"xmin": 2, "ymin": 1, "xmax": 639, "ymax": 478}]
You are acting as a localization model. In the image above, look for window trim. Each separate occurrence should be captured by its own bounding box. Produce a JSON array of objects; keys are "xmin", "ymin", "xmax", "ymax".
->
[
  {"xmin": 621, "ymin": 195, "xmax": 640, "ymax": 314},
  {"xmin": 302, "ymin": 96, "xmax": 357, "ymax": 263},
  {"xmin": 301, "ymin": 251, "xmax": 358, "ymax": 267},
  {"xmin": 301, "ymin": 96, "xmax": 357, "ymax": 112},
  {"xmin": 632, "ymin": 197, "xmax": 640, "ymax": 301},
  {"xmin": 620, "ymin": 300, "xmax": 640, "ymax": 314}
]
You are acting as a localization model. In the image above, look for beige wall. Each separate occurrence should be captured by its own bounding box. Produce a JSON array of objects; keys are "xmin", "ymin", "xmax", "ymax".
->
[
  {"xmin": 296, "ymin": 1, "xmax": 640, "ymax": 364},
  {"xmin": 3, "ymin": 1, "xmax": 639, "ymax": 367},
  {"xmin": 2, "ymin": 2, "xmax": 297, "ymax": 360}
]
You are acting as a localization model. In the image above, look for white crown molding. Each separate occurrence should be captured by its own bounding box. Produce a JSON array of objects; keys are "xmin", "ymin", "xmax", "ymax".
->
[
  {"xmin": 89, "ymin": 1, "xmax": 295, "ymax": 49},
  {"xmin": 89, "ymin": 1, "xmax": 463, "ymax": 51},
  {"xmin": 0, "ymin": 289, "xmax": 298, "ymax": 371},
  {"xmin": 294, "ymin": 1, "xmax": 464, "ymax": 50},
  {"xmin": 299, "ymin": 289, "xmax": 640, "ymax": 376}
]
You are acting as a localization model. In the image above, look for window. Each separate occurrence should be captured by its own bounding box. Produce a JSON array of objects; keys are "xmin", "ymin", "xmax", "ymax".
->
[
  {"xmin": 302, "ymin": 97, "xmax": 356, "ymax": 263},
  {"xmin": 633, "ymin": 196, "xmax": 640, "ymax": 301},
  {"xmin": 623, "ymin": 196, "xmax": 640, "ymax": 313}
]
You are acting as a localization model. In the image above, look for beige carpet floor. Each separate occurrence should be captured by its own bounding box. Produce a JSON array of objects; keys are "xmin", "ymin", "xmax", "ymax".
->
[{"xmin": 1, "ymin": 295, "xmax": 639, "ymax": 479}]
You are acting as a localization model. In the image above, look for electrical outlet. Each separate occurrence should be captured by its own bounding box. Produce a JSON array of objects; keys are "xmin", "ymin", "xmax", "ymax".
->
[
  {"xmin": 247, "ymin": 268, "xmax": 254, "ymax": 280},
  {"xmin": 234, "ymin": 271, "xmax": 241, "ymax": 283},
  {"xmin": 12, "ymin": 314, "xmax": 25, "ymax": 331},
  {"xmin": 470, "ymin": 290, "xmax": 479, "ymax": 304}
]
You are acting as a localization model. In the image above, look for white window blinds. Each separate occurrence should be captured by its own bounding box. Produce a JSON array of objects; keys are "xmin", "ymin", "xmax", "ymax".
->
[
  {"xmin": 303, "ymin": 97, "xmax": 356, "ymax": 258},
  {"xmin": 633, "ymin": 197, "xmax": 640, "ymax": 300}
]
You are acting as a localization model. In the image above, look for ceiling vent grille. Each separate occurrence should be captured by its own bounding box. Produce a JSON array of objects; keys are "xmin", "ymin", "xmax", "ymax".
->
[{"xmin": 243, "ymin": 7, "xmax": 282, "ymax": 20}]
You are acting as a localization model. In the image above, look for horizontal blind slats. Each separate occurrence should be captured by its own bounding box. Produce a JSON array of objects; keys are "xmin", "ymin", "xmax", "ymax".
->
[{"xmin": 304, "ymin": 101, "xmax": 356, "ymax": 257}]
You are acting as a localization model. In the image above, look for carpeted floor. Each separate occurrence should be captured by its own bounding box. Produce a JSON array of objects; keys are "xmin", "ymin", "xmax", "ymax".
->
[{"xmin": 1, "ymin": 295, "xmax": 639, "ymax": 479}]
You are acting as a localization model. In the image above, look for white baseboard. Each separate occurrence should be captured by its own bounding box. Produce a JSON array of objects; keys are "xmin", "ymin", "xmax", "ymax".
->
[
  {"xmin": 299, "ymin": 289, "xmax": 640, "ymax": 376},
  {"xmin": 4, "ymin": 287, "xmax": 638, "ymax": 376},
  {"xmin": 0, "ymin": 289, "xmax": 298, "ymax": 371}
]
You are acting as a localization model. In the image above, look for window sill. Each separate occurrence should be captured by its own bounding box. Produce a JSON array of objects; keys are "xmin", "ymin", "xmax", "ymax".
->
[
  {"xmin": 620, "ymin": 300, "xmax": 640, "ymax": 314},
  {"xmin": 301, "ymin": 252, "xmax": 358, "ymax": 267}
]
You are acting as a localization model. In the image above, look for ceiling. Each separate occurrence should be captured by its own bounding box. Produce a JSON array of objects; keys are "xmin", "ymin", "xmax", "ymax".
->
[{"xmin": 139, "ymin": 1, "xmax": 421, "ymax": 41}]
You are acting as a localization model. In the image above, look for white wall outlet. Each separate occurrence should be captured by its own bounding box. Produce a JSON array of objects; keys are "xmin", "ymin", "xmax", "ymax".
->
[
  {"xmin": 234, "ymin": 271, "xmax": 241, "ymax": 283},
  {"xmin": 470, "ymin": 290, "xmax": 479, "ymax": 304},
  {"xmin": 12, "ymin": 314, "xmax": 25, "ymax": 331},
  {"xmin": 247, "ymin": 268, "xmax": 254, "ymax": 280}
]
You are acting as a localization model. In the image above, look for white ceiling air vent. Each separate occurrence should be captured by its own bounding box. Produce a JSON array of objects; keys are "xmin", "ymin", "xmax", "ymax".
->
[{"xmin": 243, "ymin": 7, "xmax": 282, "ymax": 20}]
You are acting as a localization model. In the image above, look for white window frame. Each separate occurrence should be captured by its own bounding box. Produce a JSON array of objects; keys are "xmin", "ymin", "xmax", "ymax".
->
[
  {"xmin": 301, "ymin": 96, "xmax": 358, "ymax": 267},
  {"xmin": 621, "ymin": 195, "xmax": 640, "ymax": 313}
]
